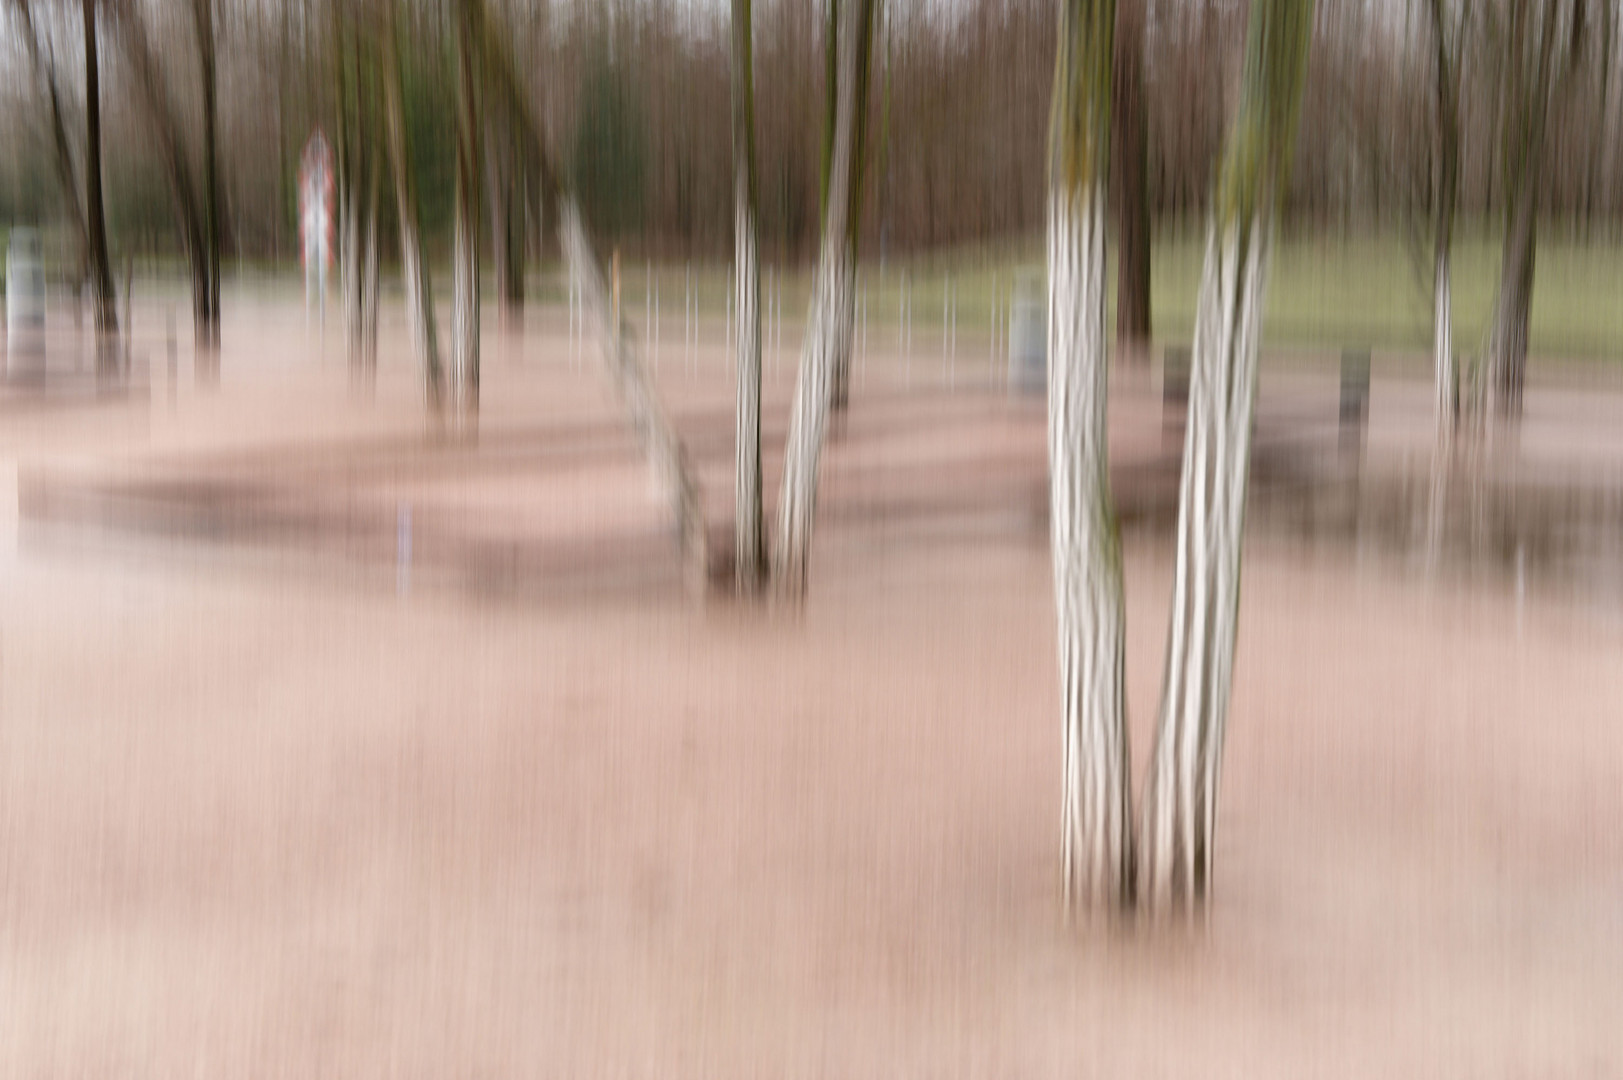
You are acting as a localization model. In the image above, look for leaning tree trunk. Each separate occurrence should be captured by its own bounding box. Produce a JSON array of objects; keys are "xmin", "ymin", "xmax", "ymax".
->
[
  {"xmin": 773, "ymin": 0, "xmax": 877, "ymax": 598},
  {"xmin": 731, "ymin": 0, "xmax": 767, "ymax": 593},
  {"xmin": 1111, "ymin": 0, "xmax": 1152, "ymax": 365},
  {"xmin": 379, "ymin": 10, "xmax": 444, "ymax": 410},
  {"xmin": 561, "ymin": 203, "xmax": 709, "ymax": 592},
  {"xmin": 1049, "ymin": 0, "xmax": 1134, "ymax": 914},
  {"xmin": 1139, "ymin": 0, "xmax": 1312, "ymax": 917},
  {"xmin": 448, "ymin": 0, "xmax": 483, "ymax": 435}
]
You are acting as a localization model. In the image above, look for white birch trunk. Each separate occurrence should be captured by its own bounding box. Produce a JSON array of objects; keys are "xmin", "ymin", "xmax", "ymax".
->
[
  {"xmin": 1433, "ymin": 248, "xmax": 1454, "ymax": 434},
  {"xmin": 1140, "ymin": 217, "xmax": 1271, "ymax": 915},
  {"xmin": 1048, "ymin": 189, "xmax": 1134, "ymax": 911},
  {"xmin": 772, "ymin": 0, "xmax": 872, "ymax": 600},
  {"xmin": 734, "ymin": 196, "xmax": 766, "ymax": 590},
  {"xmin": 562, "ymin": 203, "xmax": 709, "ymax": 593},
  {"xmin": 448, "ymin": 6, "xmax": 482, "ymax": 435}
]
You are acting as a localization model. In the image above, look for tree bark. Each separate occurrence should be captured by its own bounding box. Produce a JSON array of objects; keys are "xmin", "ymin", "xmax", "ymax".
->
[
  {"xmin": 83, "ymin": 0, "xmax": 118, "ymax": 359},
  {"xmin": 191, "ymin": 0, "xmax": 223, "ymax": 353},
  {"xmin": 732, "ymin": 0, "xmax": 767, "ymax": 594},
  {"xmin": 561, "ymin": 202, "xmax": 709, "ymax": 592},
  {"xmin": 1425, "ymin": 0, "xmax": 1459, "ymax": 436},
  {"xmin": 1486, "ymin": 164, "xmax": 1538, "ymax": 420},
  {"xmin": 450, "ymin": 0, "xmax": 483, "ymax": 435},
  {"xmin": 1111, "ymin": 0, "xmax": 1152, "ymax": 363},
  {"xmin": 1139, "ymin": 0, "xmax": 1312, "ymax": 917},
  {"xmin": 773, "ymin": 0, "xmax": 877, "ymax": 599},
  {"xmin": 378, "ymin": 7, "xmax": 444, "ymax": 410},
  {"xmin": 827, "ymin": 0, "xmax": 877, "ymax": 416},
  {"xmin": 110, "ymin": 2, "xmax": 211, "ymax": 367},
  {"xmin": 1047, "ymin": 0, "xmax": 1133, "ymax": 915}
]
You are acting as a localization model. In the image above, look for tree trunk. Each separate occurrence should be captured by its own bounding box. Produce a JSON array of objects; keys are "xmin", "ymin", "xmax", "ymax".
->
[
  {"xmin": 192, "ymin": 0, "xmax": 222, "ymax": 352},
  {"xmin": 1138, "ymin": 0, "xmax": 1312, "ymax": 917},
  {"xmin": 1434, "ymin": 243, "xmax": 1456, "ymax": 432},
  {"xmin": 1486, "ymin": 168, "xmax": 1538, "ymax": 421},
  {"xmin": 83, "ymin": 0, "xmax": 118, "ymax": 359},
  {"xmin": 1425, "ymin": 0, "xmax": 1458, "ymax": 436},
  {"xmin": 486, "ymin": 118, "xmax": 526, "ymax": 330},
  {"xmin": 827, "ymin": 0, "xmax": 877, "ymax": 417},
  {"xmin": 773, "ymin": 0, "xmax": 877, "ymax": 599},
  {"xmin": 732, "ymin": 0, "xmax": 767, "ymax": 594},
  {"xmin": 1047, "ymin": 0, "xmax": 1133, "ymax": 915},
  {"xmin": 449, "ymin": 0, "xmax": 483, "ymax": 435},
  {"xmin": 357, "ymin": 141, "xmax": 382, "ymax": 390},
  {"xmin": 560, "ymin": 202, "xmax": 708, "ymax": 592},
  {"xmin": 1111, "ymin": 0, "xmax": 1152, "ymax": 363},
  {"xmin": 379, "ymin": 10, "xmax": 444, "ymax": 410}
]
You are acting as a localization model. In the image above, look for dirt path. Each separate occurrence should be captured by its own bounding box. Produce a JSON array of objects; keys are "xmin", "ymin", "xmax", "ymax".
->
[{"xmin": 3, "ymin": 294, "xmax": 1623, "ymax": 1076}]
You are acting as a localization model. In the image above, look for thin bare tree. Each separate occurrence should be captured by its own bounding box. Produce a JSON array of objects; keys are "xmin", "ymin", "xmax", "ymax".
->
[
  {"xmin": 1047, "ymin": 0, "xmax": 1135, "ymax": 914},
  {"xmin": 376, "ymin": 0, "xmax": 445, "ymax": 409},
  {"xmin": 449, "ymin": 0, "xmax": 483, "ymax": 434},
  {"xmin": 1138, "ymin": 0, "xmax": 1313, "ymax": 916},
  {"xmin": 773, "ymin": 0, "xmax": 878, "ymax": 599},
  {"xmin": 732, "ymin": 0, "xmax": 767, "ymax": 594}
]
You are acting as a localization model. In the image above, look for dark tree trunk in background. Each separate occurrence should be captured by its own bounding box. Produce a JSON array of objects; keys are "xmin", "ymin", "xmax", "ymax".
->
[
  {"xmin": 732, "ymin": 0, "xmax": 767, "ymax": 594},
  {"xmin": 825, "ymin": 0, "xmax": 877, "ymax": 417},
  {"xmin": 192, "ymin": 0, "xmax": 223, "ymax": 353},
  {"xmin": 1111, "ymin": 0, "xmax": 1151, "ymax": 363},
  {"xmin": 379, "ymin": 4, "xmax": 445, "ymax": 410},
  {"xmin": 84, "ymin": 0, "xmax": 118, "ymax": 359}
]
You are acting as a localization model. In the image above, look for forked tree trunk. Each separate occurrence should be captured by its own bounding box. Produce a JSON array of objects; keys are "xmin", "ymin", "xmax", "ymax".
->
[
  {"xmin": 560, "ymin": 202, "xmax": 708, "ymax": 592},
  {"xmin": 731, "ymin": 0, "xmax": 767, "ymax": 593},
  {"xmin": 379, "ymin": 11, "xmax": 444, "ymax": 409},
  {"xmin": 1138, "ymin": 0, "xmax": 1311, "ymax": 917},
  {"xmin": 773, "ymin": 0, "xmax": 877, "ymax": 598},
  {"xmin": 1048, "ymin": 0, "xmax": 1133, "ymax": 914},
  {"xmin": 448, "ymin": 0, "xmax": 483, "ymax": 435}
]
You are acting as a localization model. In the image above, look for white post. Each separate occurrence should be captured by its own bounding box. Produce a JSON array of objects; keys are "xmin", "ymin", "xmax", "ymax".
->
[{"xmin": 859, "ymin": 281, "xmax": 867, "ymax": 385}]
